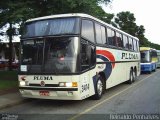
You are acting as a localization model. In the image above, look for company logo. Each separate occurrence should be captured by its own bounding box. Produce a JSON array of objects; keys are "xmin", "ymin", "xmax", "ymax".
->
[
  {"xmin": 34, "ymin": 76, "xmax": 53, "ymax": 80},
  {"xmin": 40, "ymin": 81, "xmax": 45, "ymax": 87},
  {"xmin": 121, "ymin": 53, "xmax": 138, "ymax": 59},
  {"xmin": 96, "ymin": 50, "xmax": 115, "ymax": 81}
]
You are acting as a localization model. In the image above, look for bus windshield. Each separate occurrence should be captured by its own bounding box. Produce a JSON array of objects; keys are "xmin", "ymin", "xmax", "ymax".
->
[
  {"xmin": 22, "ymin": 17, "xmax": 80, "ymax": 38},
  {"xmin": 140, "ymin": 50, "xmax": 150, "ymax": 63},
  {"xmin": 21, "ymin": 37, "xmax": 80, "ymax": 73}
]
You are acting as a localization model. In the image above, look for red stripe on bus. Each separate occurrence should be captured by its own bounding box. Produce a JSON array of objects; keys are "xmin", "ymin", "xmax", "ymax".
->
[{"xmin": 96, "ymin": 50, "xmax": 115, "ymax": 68}]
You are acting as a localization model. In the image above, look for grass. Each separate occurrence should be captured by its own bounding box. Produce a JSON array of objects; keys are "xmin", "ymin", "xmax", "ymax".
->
[
  {"xmin": 0, "ymin": 80, "xmax": 18, "ymax": 90},
  {"xmin": 0, "ymin": 71, "xmax": 18, "ymax": 90}
]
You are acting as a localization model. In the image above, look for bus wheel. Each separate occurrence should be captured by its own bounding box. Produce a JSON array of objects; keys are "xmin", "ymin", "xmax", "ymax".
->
[
  {"xmin": 92, "ymin": 77, "xmax": 103, "ymax": 100},
  {"xmin": 128, "ymin": 70, "xmax": 134, "ymax": 84},
  {"xmin": 132, "ymin": 70, "xmax": 136, "ymax": 82}
]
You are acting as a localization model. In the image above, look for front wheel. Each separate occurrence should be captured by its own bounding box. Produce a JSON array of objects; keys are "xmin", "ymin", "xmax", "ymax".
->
[{"xmin": 92, "ymin": 77, "xmax": 104, "ymax": 100}]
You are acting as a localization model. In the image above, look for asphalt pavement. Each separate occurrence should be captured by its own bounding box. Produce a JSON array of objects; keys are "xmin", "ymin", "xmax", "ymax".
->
[{"xmin": 0, "ymin": 70, "xmax": 160, "ymax": 120}]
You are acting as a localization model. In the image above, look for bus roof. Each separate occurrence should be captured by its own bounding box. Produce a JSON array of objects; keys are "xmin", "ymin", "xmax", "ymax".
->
[
  {"xmin": 26, "ymin": 13, "xmax": 139, "ymax": 41},
  {"xmin": 140, "ymin": 47, "xmax": 156, "ymax": 51}
]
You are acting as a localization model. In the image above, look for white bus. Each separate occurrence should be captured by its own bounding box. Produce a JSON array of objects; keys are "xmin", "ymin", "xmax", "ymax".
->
[{"xmin": 19, "ymin": 13, "xmax": 140, "ymax": 100}]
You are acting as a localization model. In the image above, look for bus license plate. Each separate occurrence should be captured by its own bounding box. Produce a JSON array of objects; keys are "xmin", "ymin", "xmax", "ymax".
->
[{"xmin": 39, "ymin": 91, "xmax": 50, "ymax": 96}]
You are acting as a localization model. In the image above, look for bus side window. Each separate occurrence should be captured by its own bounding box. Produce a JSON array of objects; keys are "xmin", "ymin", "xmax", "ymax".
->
[
  {"xmin": 128, "ymin": 37, "xmax": 133, "ymax": 50},
  {"xmin": 137, "ymin": 41, "xmax": 140, "ymax": 52},
  {"xmin": 107, "ymin": 28, "xmax": 116, "ymax": 46},
  {"xmin": 133, "ymin": 39, "xmax": 137, "ymax": 51},
  {"xmin": 81, "ymin": 40, "xmax": 96, "ymax": 71},
  {"xmin": 95, "ymin": 23, "xmax": 103, "ymax": 44},
  {"xmin": 116, "ymin": 32, "xmax": 123, "ymax": 48},
  {"xmin": 123, "ymin": 35, "xmax": 129, "ymax": 49},
  {"xmin": 81, "ymin": 19, "xmax": 95, "ymax": 43},
  {"xmin": 90, "ymin": 45, "xmax": 96, "ymax": 67},
  {"xmin": 95, "ymin": 23, "xmax": 106, "ymax": 45},
  {"xmin": 81, "ymin": 40, "xmax": 90, "ymax": 71}
]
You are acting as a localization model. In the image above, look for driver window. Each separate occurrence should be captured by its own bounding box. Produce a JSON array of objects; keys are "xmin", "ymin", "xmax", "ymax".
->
[{"xmin": 81, "ymin": 39, "xmax": 96, "ymax": 71}]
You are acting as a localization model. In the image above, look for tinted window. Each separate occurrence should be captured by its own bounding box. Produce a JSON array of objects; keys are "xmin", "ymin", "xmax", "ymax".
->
[
  {"xmin": 136, "ymin": 41, "xmax": 139, "ymax": 51},
  {"xmin": 21, "ymin": 37, "xmax": 80, "ymax": 73},
  {"xmin": 81, "ymin": 40, "xmax": 90, "ymax": 71},
  {"xmin": 133, "ymin": 39, "xmax": 137, "ymax": 51},
  {"xmin": 95, "ymin": 23, "xmax": 106, "ymax": 44},
  {"xmin": 123, "ymin": 35, "xmax": 128, "ymax": 49},
  {"xmin": 95, "ymin": 23, "xmax": 102, "ymax": 44},
  {"xmin": 81, "ymin": 39, "xmax": 96, "ymax": 71},
  {"xmin": 90, "ymin": 45, "xmax": 96, "ymax": 66},
  {"xmin": 107, "ymin": 28, "xmax": 116, "ymax": 46},
  {"xmin": 141, "ymin": 50, "xmax": 150, "ymax": 63},
  {"xmin": 81, "ymin": 20, "xmax": 95, "ymax": 43},
  {"xmin": 23, "ymin": 18, "xmax": 80, "ymax": 38},
  {"xmin": 116, "ymin": 32, "xmax": 123, "ymax": 48},
  {"xmin": 22, "ymin": 40, "xmax": 44, "ymax": 65},
  {"xmin": 151, "ymin": 50, "xmax": 157, "ymax": 58},
  {"xmin": 101, "ymin": 26, "xmax": 106, "ymax": 44},
  {"xmin": 128, "ymin": 37, "xmax": 133, "ymax": 50}
]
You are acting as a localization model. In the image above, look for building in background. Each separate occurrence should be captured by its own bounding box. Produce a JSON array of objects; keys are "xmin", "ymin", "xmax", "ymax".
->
[{"xmin": 0, "ymin": 42, "xmax": 19, "ymax": 69}]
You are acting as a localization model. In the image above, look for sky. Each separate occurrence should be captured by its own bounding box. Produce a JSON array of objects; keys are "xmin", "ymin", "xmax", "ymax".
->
[
  {"xmin": 1, "ymin": 0, "xmax": 160, "ymax": 44},
  {"xmin": 102, "ymin": 0, "xmax": 160, "ymax": 45}
]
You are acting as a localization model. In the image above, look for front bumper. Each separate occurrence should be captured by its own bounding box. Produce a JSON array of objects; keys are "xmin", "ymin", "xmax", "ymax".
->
[{"xmin": 19, "ymin": 87, "xmax": 80, "ymax": 100}]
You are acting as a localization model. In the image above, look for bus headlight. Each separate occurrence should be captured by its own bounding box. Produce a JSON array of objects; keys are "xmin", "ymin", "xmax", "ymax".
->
[
  {"xmin": 59, "ymin": 82, "xmax": 77, "ymax": 87},
  {"xmin": 20, "ymin": 81, "xmax": 26, "ymax": 86},
  {"xmin": 59, "ymin": 82, "xmax": 66, "ymax": 87}
]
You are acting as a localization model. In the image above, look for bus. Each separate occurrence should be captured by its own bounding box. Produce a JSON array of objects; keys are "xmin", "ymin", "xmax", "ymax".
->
[
  {"xmin": 140, "ymin": 47, "xmax": 158, "ymax": 73},
  {"xmin": 157, "ymin": 50, "xmax": 160, "ymax": 68},
  {"xmin": 18, "ymin": 13, "xmax": 140, "ymax": 100}
]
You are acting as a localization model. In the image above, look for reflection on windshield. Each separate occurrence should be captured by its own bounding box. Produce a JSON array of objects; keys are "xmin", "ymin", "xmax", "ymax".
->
[
  {"xmin": 21, "ymin": 37, "xmax": 79, "ymax": 74},
  {"xmin": 140, "ymin": 50, "xmax": 150, "ymax": 63},
  {"xmin": 22, "ymin": 18, "xmax": 80, "ymax": 38},
  {"xmin": 44, "ymin": 37, "xmax": 79, "ymax": 73}
]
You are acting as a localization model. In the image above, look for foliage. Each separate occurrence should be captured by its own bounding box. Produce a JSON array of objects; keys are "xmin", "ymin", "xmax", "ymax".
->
[
  {"xmin": 114, "ymin": 11, "xmax": 160, "ymax": 50},
  {"xmin": 0, "ymin": 0, "xmax": 113, "ymax": 70},
  {"xmin": 0, "ymin": 71, "xmax": 18, "ymax": 90}
]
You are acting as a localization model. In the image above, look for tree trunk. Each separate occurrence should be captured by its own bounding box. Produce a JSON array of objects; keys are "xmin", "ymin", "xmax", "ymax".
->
[{"xmin": 8, "ymin": 23, "xmax": 13, "ymax": 71}]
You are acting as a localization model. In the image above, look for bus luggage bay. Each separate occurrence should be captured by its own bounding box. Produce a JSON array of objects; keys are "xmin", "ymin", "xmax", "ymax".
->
[{"xmin": 19, "ymin": 13, "xmax": 140, "ymax": 100}]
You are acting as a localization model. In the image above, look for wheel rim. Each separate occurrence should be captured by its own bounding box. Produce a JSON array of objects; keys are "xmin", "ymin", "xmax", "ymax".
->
[{"xmin": 97, "ymin": 79, "xmax": 103, "ymax": 96}]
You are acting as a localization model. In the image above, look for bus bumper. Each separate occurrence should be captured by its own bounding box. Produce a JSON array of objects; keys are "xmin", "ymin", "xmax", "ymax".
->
[
  {"xmin": 19, "ymin": 87, "xmax": 81, "ymax": 100},
  {"xmin": 140, "ymin": 63, "xmax": 152, "ymax": 72}
]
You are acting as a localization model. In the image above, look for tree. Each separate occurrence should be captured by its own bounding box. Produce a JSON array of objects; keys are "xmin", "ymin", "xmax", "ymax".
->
[
  {"xmin": 114, "ymin": 11, "xmax": 160, "ymax": 49},
  {"xmin": 114, "ymin": 11, "xmax": 146, "ymax": 46},
  {"xmin": 0, "ymin": 0, "xmax": 113, "ymax": 71},
  {"xmin": 114, "ymin": 11, "xmax": 138, "ymax": 36}
]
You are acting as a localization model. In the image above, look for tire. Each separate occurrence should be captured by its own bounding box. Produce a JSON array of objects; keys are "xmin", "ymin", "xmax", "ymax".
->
[
  {"xmin": 128, "ymin": 70, "xmax": 134, "ymax": 84},
  {"xmin": 148, "ymin": 71, "xmax": 151, "ymax": 74},
  {"xmin": 132, "ymin": 70, "xmax": 136, "ymax": 82},
  {"xmin": 92, "ymin": 77, "xmax": 104, "ymax": 100}
]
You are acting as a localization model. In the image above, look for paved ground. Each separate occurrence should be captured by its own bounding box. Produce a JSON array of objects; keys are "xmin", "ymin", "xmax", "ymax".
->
[{"xmin": 0, "ymin": 70, "xmax": 160, "ymax": 120}]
